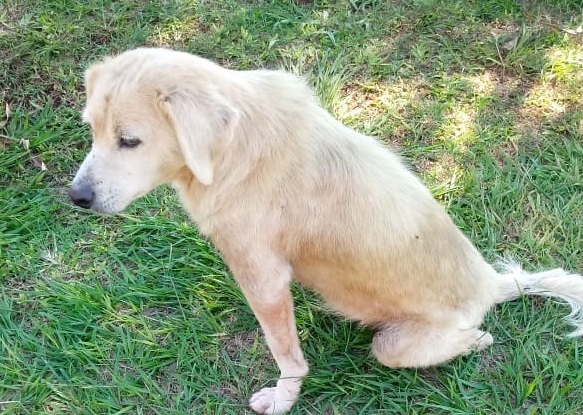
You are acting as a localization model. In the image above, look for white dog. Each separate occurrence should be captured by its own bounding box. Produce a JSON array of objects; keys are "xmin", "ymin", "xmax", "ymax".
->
[{"xmin": 70, "ymin": 48, "xmax": 583, "ymax": 414}]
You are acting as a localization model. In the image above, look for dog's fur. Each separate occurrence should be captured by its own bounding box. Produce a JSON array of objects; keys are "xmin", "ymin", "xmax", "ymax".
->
[{"xmin": 70, "ymin": 48, "xmax": 583, "ymax": 414}]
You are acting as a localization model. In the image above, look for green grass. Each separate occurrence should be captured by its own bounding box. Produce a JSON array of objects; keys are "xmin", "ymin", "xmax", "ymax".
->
[{"xmin": 1, "ymin": 0, "xmax": 582, "ymax": 413}]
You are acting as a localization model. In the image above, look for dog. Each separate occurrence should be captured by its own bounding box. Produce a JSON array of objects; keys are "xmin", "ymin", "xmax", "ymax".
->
[{"xmin": 69, "ymin": 48, "xmax": 583, "ymax": 414}]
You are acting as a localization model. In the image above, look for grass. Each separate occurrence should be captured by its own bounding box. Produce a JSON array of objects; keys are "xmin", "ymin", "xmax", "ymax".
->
[{"xmin": 1, "ymin": 0, "xmax": 582, "ymax": 413}]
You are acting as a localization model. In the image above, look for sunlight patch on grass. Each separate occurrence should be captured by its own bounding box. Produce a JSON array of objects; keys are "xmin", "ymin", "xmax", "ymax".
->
[
  {"xmin": 509, "ymin": 42, "xmax": 582, "ymax": 140},
  {"xmin": 335, "ymin": 78, "xmax": 429, "ymax": 140},
  {"xmin": 543, "ymin": 42, "xmax": 583, "ymax": 83},
  {"xmin": 148, "ymin": 17, "xmax": 202, "ymax": 48},
  {"xmin": 524, "ymin": 82, "xmax": 570, "ymax": 117},
  {"xmin": 336, "ymin": 82, "xmax": 395, "ymax": 123},
  {"xmin": 436, "ymin": 103, "xmax": 477, "ymax": 152},
  {"xmin": 425, "ymin": 156, "xmax": 468, "ymax": 201},
  {"xmin": 465, "ymin": 71, "xmax": 496, "ymax": 98}
]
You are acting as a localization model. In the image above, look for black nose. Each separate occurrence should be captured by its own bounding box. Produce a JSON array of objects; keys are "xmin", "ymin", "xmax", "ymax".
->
[{"xmin": 69, "ymin": 183, "xmax": 95, "ymax": 209}]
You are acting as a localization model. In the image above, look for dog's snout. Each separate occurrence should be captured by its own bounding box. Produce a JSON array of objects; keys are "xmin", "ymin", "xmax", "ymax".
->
[{"xmin": 69, "ymin": 183, "xmax": 95, "ymax": 209}]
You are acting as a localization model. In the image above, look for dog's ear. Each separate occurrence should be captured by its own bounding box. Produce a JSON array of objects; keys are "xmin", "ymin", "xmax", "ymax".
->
[
  {"xmin": 84, "ymin": 61, "xmax": 108, "ymax": 98},
  {"xmin": 158, "ymin": 89, "xmax": 239, "ymax": 186}
]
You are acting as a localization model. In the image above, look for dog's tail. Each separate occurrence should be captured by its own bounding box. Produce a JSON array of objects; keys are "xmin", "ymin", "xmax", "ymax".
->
[{"xmin": 494, "ymin": 261, "xmax": 583, "ymax": 337}]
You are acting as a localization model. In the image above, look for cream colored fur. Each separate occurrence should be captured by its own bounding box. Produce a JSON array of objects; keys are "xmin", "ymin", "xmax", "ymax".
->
[{"xmin": 70, "ymin": 48, "xmax": 583, "ymax": 414}]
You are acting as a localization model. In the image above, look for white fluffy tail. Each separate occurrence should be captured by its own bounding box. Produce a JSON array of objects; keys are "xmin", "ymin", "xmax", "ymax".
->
[{"xmin": 494, "ymin": 262, "xmax": 583, "ymax": 337}]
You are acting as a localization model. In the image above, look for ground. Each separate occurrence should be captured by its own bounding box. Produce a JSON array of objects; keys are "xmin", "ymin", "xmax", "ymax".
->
[{"xmin": 0, "ymin": 0, "xmax": 582, "ymax": 414}]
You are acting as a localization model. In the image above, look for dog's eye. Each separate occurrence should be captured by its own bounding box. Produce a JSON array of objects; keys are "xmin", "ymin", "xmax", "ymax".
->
[{"xmin": 118, "ymin": 134, "xmax": 142, "ymax": 149}]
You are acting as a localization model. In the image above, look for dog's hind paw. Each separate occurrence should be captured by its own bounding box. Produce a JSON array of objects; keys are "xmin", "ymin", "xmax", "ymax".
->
[
  {"xmin": 471, "ymin": 331, "xmax": 494, "ymax": 352},
  {"xmin": 249, "ymin": 386, "xmax": 296, "ymax": 415}
]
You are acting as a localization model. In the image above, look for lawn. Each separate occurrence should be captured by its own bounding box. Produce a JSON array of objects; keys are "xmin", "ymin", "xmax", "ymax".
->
[{"xmin": 1, "ymin": 0, "xmax": 582, "ymax": 414}]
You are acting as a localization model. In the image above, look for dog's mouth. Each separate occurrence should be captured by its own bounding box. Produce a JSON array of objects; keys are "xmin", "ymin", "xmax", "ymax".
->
[{"xmin": 69, "ymin": 182, "xmax": 151, "ymax": 215}]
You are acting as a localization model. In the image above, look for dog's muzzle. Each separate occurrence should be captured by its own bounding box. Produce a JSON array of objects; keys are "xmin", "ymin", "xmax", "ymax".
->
[{"xmin": 69, "ymin": 182, "xmax": 95, "ymax": 209}]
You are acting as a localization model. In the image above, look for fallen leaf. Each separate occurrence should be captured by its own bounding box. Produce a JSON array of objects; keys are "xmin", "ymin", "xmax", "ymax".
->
[
  {"xmin": 501, "ymin": 34, "xmax": 519, "ymax": 51},
  {"xmin": 0, "ymin": 103, "xmax": 9, "ymax": 127},
  {"xmin": 564, "ymin": 26, "xmax": 583, "ymax": 35},
  {"xmin": 31, "ymin": 154, "xmax": 48, "ymax": 171},
  {"xmin": 20, "ymin": 138, "xmax": 30, "ymax": 151}
]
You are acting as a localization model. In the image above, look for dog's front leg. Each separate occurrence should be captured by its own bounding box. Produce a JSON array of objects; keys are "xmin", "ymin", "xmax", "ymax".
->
[{"xmin": 231, "ymin": 257, "xmax": 308, "ymax": 414}]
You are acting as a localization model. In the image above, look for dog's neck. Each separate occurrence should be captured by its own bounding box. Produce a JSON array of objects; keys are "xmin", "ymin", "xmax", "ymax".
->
[
  {"xmin": 171, "ymin": 166, "xmax": 207, "ymax": 218},
  {"xmin": 170, "ymin": 166, "xmax": 231, "ymax": 235}
]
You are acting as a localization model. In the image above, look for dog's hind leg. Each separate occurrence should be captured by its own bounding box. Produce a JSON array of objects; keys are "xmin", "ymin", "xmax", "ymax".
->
[{"xmin": 371, "ymin": 319, "xmax": 493, "ymax": 369}]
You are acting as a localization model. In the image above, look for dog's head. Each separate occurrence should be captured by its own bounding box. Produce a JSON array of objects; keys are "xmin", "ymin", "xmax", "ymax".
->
[{"xmin": 69, "ymin": 48, "xmax": 240, "ymax": 214}]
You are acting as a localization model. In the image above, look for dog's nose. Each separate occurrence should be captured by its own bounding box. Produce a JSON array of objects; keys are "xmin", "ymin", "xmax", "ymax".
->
[{"xmin": 69, "ymin": 183, "xmax": 95, "ymax": 209}]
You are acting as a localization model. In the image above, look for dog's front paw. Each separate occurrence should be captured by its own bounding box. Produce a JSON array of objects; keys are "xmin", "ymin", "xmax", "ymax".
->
[{"xmin": 249, "ymin": 386, "xmax": 296, "ymax": 415}]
